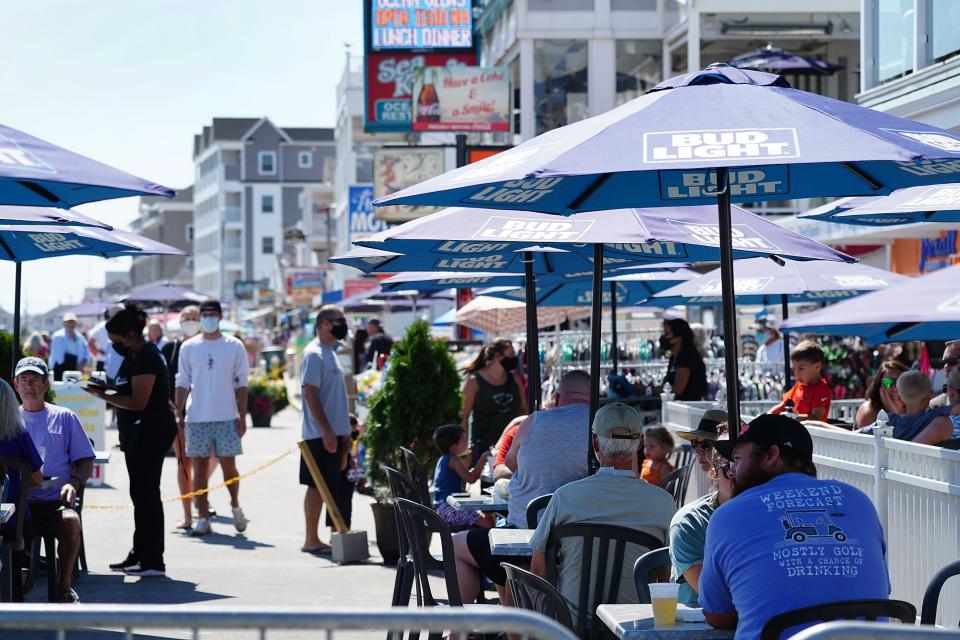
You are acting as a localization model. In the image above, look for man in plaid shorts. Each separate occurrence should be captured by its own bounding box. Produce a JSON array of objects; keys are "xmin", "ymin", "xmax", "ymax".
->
[{"xmin": 175, "ymin": 300, "xmax": 250, "ymax": 537}]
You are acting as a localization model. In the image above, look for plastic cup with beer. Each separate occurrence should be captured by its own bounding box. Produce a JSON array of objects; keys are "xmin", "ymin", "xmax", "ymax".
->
[{"xmin": 648, "ymin": 582, "xmax": 681, "ymax": 626}]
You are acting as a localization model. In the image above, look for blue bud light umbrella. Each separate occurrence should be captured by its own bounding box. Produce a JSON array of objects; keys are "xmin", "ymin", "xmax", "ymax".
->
[
  {"xmin": 0, "ymin": 204, "xmax": 113, "ymax": 229},
  {"xmin": 0, "ymin": 123, "xmax": 173, "ymax": 207},
  {"xmin": 646, "ymin": 258, "xmax": 907, "ymax": 385},
  {"xmin": 780, "ymin": 263, "xmax": 960, "ymax": 344},
  {"xmin": 374, "ymin": 62, "xmax": 960, "ymax": 435},
  {"xmin": 0, "ymin": 225, "xmax": 187, "ymax": 376},
  {"xmin": 832, "ymin": 183, "xmax": 960, "ymax": 225}
]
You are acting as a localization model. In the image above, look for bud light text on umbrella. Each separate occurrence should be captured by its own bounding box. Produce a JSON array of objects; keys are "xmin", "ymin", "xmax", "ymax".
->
[
  {"xmin": 698, "ymin": 277, "xmax": 774, "ymax": 296},
  {"xmin": 660, "ymin": 167, "xmax": 790, "ymax": 200},
  {"xmin": 643, "ymin": 128, "xmax": 801, "ymax": 163},
  {"xmin": 466, "ymin": 177, "xmax": 565, "ymax": 204},
  {"xmin": 901, "ymin": 185, "xmax": 960, "ymax": 208},
  {"xmin": 434, "ymin": 254, "xmax": 509, "ymax": 270},
  {"xmin": 28, "ymin": 233, "xmax": 88, "ymax": 253},
  {"xmin": 896, "ymin": 159, "xmax": 960, "ymax": 177},
  {"xmin": 433, "ymin": 240, "xmax": 510, "ymax": 253},
  {"xmin": 598, "ymin": 241, "xmax": 685, "ymax": 258},
  {"xmin": 886, "ymin": 130, "xmax": 960, "ymax": 153},
  {"xmin": 670, "ymin": 221, "xmax": 780, "ymax": 251},
  {"xmin": 474, "ymin": 217, "xmax": 593, "ymax": 242}
]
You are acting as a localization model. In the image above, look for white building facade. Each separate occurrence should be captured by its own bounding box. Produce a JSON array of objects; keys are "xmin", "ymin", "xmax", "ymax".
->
[{"xmin": 191, "ymin": 118, "xmax": 335, "ymax": 301}]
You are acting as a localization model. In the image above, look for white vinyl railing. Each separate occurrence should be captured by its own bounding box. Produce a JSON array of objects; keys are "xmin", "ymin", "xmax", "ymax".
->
[{"xmin": 662, "ymin": 399, "xmax": 960, "ymax": 629}]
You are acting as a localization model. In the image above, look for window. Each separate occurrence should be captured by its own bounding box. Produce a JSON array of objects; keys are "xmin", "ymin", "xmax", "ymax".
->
[
  {"xmin": 262, "ymin": 237, "xmax": 274, "ymax": 254},
  {"xmin": 930, "ymin": 0, "xmax": 960, "ymax": 61},
  {"xmin": 534, "ymin": 40, "xmax": 589, "ymax": 135},
  {"xmin": 298, "ymin": 150, "xmax": 313, "ymax": 169},
  {"xmin": 877, "ymin": 0, "xmax": 915, "ymax": 82},
  {"xmin": 616, "ymin": 40, "xmax": 662, "ymax": 106},
  {"xmin": 261, "ymin": 194, "xmax": 274, "ymax": 213},
  {"xmin": 185, "ymin": 223, "xmax": 194, "ymax": 243},
  {"xmin": 258, "ymin": 151, "xmax": 277, "ymax": 175}
]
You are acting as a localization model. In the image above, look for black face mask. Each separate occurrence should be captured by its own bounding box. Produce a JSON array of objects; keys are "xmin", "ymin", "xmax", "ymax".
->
[
  {"xmin": 500, "ymin": 355, "xmax": 519, "ymax": 372},
  {"xmin": 112, "ymin": 341, "xmax": 129, "ymax": 357},
  {"xmin": 658, "ymin": 335, "xmax": 673, "ymax": 352},
  {"xmin": 330, "ymin": 322, "xmax": 349, "ymax": 341}
]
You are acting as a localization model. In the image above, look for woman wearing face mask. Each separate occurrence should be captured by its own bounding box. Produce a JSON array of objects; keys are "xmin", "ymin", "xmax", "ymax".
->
[
  {"xmin": 660, "ymin": 318, "xmax": 708, "ymax": 401},
  {"xmin": 161, "ymin": 306, "xmax": 218, "ymax": 529},
  {"xmin": 85, "ymin": 303, "xmax": 176, "ymax": 576},
  {"xmin": 460, "ymin": 338, "xmax": 528, "ymax": 465}
]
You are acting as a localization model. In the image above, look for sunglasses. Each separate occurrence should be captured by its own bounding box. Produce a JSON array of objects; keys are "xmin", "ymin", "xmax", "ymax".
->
[
  {"xmin": 881, "ymin": 377, "xmax": 897, "ymax": 389},
  {"xmin": 691, "ymin": 440, "xmax": 713, "ymax": 451},
  {"xmin": 945, "ymin": 356, "xmax": 960, "ymax": 367},
  {"xmin": 719, "ymin": 462, "xmax": 732, "ymax": 478}
]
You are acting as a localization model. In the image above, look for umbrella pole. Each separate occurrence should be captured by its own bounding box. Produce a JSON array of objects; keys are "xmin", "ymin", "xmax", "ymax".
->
[
  {"xmin": 589, "ymin": 243, "xmax": 604, "ymax": 473},
  {"xmin": 522, "ymin": 252, "xmax": 541, "ymax": 412},
  {"xmin": 10, "ymin": 262, "xmax": 21, "ymax": 381},
  {"xmin": 781, "ymin": 294, "xmax": 791, "ymax": 388},
  {"xmin": 716, "ymin": 168, "xmax": 742, "ymax": 436},
  {"xmin": 610, "ymin": 280, "xmax": 618, "ymax": 376}
]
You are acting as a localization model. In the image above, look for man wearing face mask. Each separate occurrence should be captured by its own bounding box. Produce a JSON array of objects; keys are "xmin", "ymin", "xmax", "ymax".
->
[
  {"xmin": 49, "ymin": 313, "xmax": 92, "ymax": 381},
  {"xmin": 162, "ymin": 306, "xmax": 218, "ymax": 530},
  {"xmin": 299, "ymin": 305, "xmax": 352, "ymax": 553},
  {"xmin": 754, "ymin": 316, "xmax": 784, "ymax": 365},
  {"xmin": 175, "ymin": 300, "xmax": 250, "ymax": 537}
]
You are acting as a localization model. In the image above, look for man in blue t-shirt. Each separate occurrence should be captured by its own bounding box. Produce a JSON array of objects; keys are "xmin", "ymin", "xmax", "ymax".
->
[{"xmin": 700, "ymin": 414, "xmax": 890, "ymax": 639}]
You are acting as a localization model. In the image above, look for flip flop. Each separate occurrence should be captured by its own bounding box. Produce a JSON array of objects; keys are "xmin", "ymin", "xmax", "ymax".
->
[{"xmin": 301, "ymin": 545, "xmax": 333, "ymax": 555}]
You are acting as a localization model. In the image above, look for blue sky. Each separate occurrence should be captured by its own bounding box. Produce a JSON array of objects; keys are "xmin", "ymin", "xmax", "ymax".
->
[{"xmin": 0, "ymin": 1, "xmax": 363, "ymax": 313}]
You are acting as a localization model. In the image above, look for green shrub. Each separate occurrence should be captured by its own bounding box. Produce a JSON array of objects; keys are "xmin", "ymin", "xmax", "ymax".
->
[{"xmin": 363, "ymin": 319, "xmax": 462, "ymax": 493}]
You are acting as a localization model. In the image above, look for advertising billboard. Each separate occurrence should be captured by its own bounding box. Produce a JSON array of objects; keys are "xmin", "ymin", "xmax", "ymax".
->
[
  {"xmin": 373, "ymin": 147, "xmax": 445, "ymax": 223},
  {"xmin": 365, "ymin": 52, "xmax": 476, "ymax": 132},
  {"xmin": 349, "ymin": 185, "xmax": 393, "ymax": 242},
  {"xmin": 370, "ymin": 0, "xmax": 473, "ymax": 50},
  {"xmin": 411, "ymin": 66, "xmax": 510, "ymax": 132}
]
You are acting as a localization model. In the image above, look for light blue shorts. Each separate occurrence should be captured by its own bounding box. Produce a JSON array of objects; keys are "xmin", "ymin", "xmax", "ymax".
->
[{"xmin": 185, "ymin": 420, "xmax": 243, "ymax": 457}]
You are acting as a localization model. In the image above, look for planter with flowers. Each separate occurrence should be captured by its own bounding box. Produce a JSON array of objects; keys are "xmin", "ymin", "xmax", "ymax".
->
[{"xmin": 247, "ymin": 373, "xmax": 289, "ymax": 428}]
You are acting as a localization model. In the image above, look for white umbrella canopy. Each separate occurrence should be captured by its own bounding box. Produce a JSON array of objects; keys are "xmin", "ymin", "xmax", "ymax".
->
[{"xmin": 455, "ymin": 295, "xmax": 589, "ymax": 335}]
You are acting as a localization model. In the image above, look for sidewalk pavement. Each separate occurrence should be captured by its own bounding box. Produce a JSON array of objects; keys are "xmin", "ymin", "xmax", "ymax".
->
[{"xmin": 19, "ymin": 406, "xmax": 402, "ymax": 639}]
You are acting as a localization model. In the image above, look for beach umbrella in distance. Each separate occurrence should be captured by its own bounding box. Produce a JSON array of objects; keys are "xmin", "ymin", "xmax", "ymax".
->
[
  {"xmin": 646, "ymin": 258, "xmax": 907, "ymax": 384},
  {"xmin": 454, "ymin": 294, "xmax": 590, "ymax": 336},
  {"xmin": 833, "ymin": 183, "xmax": 960, "ymax": 225},
  {"xmin": 0, "ymin": 225, "xmax": 186, "ymax": 377},
  {"xmin": 797, "ymin": 196, "xmax": 876, "ymax": 223},
  {"xmin": 781, "ymin": 264, "xmax": 960, "ymax": 343},
  {"xmin": 728, "ymin": 45, "xmax": 843, "ymax": 75},
  {"xmin": 374, "ymin": 62, "xmax": 960, "ymax": 439}
]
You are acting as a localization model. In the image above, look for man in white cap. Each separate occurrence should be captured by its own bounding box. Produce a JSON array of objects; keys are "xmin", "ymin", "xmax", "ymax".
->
[
  {"xmin": 48, "ymin": 312, "xmax": 91, "ymax": 381},
  {"xmin": 528, "ymin": 402, "xmax": 677, "ymax": 626},
  {"xmin": 754, "ymin": 315, "xmax": 784, "ymax": 365}
]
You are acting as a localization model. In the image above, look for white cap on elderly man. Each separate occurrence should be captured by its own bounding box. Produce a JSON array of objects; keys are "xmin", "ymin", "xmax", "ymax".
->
[
  {"xmin": 63, "ymin": 312, "xmax": 78, "ymax": 323},
  {"xmin": 592, "ymin": 402, "xmax": 643, "ymax": 439}
]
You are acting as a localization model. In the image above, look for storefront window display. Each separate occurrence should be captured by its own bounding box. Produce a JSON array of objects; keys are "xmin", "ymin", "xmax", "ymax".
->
[
  {"xmin": 616, "ymin": 40, "xmax": 661, "ymax": 106},
  {"xmin": 534, "ymin": 39, "xmax": 589, "ymax": 135}
]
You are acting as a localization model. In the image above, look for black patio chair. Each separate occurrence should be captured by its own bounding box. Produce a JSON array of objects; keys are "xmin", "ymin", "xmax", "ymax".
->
[
  {"xmin": 760, "ymin": 599, "xmax": 916, "ymax": 640},
  {"xmin": 395, "ymin": 498, "xmax": 462, "ymax": 609},
  {"xmin": 669, "ymin": 444, "xmax": 694, "ymax": 471},
  {"xmin": 545, "ymin": 523, "xmax": 664, "ymax": 640},
  {"xmin": 632, "ymin": 547, "xmax": 671, "ymax": 604},
  {"xmin": 1, "ymin": 457, "xmax": 32, "ymax": 602},
  {"xmin": 659, "ymin": 463, "xmax": 694, "ymax": 509},
  {"xmin": 921, "ymin": 560, "xmax": 960, "ymax": 626},
  {"xmin": 525, "ymin": 493, "xmax": 553, "ymax": 529},
  {"xmin": 502, "ymin": 562, "xmax": 574, "ymax": 632},
  {"xmin": 383, "ymin": 466, "xmax": 421, "ymax": 611},
  {"xmin": 400, "ymin": 447, "xmax": 432, "ymax": 508}
]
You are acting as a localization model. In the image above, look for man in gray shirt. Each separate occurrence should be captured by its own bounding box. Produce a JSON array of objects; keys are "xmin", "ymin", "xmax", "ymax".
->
[{"xmin": 300, "ymin": 304, "xmax": 351, "ymax": 553}]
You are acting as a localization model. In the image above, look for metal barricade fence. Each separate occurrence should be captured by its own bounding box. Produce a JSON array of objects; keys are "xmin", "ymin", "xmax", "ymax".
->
[
  {"xmin": 791, "ymin": 621, "xmax": 960, "ymax": 639},
  {"xmin": 0, "ymin": 605, "xmax": 579, "ymax": 640}
]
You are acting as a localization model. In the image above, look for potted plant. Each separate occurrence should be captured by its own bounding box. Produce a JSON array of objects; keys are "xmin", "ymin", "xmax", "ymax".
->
[
  {"xmin": 246, "ymin": 373, "xmax": 289, "ymax": 428},
  {"xmin": 363, "ymin": 319, "xmax": 462, "ymax": 564}
]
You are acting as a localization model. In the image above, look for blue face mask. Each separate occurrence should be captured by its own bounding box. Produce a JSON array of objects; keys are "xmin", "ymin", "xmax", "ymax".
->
[{"xmin": 200, "ymin": 316, "xmax": 220, "ymax": 335}]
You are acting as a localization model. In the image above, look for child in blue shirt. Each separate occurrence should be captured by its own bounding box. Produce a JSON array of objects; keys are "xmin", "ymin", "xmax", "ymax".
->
[{"xmin": 433, "ymin": 424, "xmax": 495, "ymax": 530}]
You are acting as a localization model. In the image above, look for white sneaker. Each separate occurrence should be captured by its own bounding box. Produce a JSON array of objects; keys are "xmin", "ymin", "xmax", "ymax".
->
[
  {"xmin": 232, "ymin": 507, "xmax": 248, "ymax": 533},
  {"xmin": 191, "ymin": 517, "xmax": 212, "ymax": 536}
]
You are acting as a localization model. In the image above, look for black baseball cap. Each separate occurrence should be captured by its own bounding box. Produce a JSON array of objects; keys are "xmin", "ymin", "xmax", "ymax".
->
[
  {"xmin": 714, "ymin": 414, "xmax": 813, "ymax": 461},
  {"xmin": 199, "ymin": 300, "xmax": 223, "ymax": 315}
]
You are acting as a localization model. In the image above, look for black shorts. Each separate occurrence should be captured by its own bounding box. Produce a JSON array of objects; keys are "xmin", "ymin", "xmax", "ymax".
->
[
  {"xmin": 466, "ymin": 525, "xmax": 516, "ymax": 586},
  {"xmin": 28, "ymin": 501, "xmax": 73, "ymax": 536},
  {"xmin": 299, "ymin": 437, "xmax": 343, "ymax": 495}
]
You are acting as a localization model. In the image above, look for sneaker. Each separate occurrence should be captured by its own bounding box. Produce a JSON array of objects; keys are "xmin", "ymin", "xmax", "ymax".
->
[
  {"xmin": 232, "ymin": 507, "xmax": 248, "ymax": 533},
  {"xmin": 124, "ymin": 564, "xmax": 166, "ymax": 577},
  {"xmin": 191, "ymin": 517, "xmax": 212, "ymax": 536},
  {"xmin": 56, "ymin": 588, "xmax": 80, "ymax": 604},
  {"xmin": 109, "ymin": 553, "xmax": 138, "ymax": 572}
]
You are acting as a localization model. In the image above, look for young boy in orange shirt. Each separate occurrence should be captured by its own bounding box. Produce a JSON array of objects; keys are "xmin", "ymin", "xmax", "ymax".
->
[{"xmin": 770, "ymin": 340, "xmax": 832, "ymax": 421}]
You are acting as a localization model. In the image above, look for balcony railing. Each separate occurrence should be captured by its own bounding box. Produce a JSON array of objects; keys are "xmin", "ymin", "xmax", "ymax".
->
[{"xmin": 224, "ymin": 207, "xmax": 242, "ymax": 223}]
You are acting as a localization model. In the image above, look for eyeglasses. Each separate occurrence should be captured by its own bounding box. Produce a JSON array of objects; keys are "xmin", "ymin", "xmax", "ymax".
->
[
  {"xmin": 691, "ymin": 440, "xmax": 713, "ymax": 451},
  {"xmin": 881, "ymin": 377, "xmax": 897, "ymax": 389}
]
